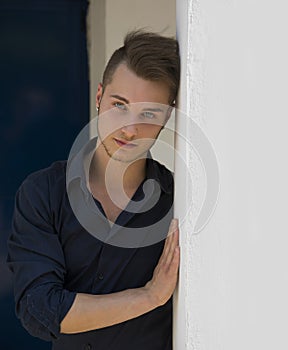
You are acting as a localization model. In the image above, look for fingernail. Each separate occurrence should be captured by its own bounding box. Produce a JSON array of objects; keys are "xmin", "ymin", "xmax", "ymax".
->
[{"xmin": 170, "ymin": 218, "xmax": 178, "ymax": 231}]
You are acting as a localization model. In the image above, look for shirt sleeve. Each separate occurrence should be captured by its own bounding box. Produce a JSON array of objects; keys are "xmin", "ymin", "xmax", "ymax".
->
[{"xmin": 6, "ymin": 175, "xmax": 77, "ymax": 341}]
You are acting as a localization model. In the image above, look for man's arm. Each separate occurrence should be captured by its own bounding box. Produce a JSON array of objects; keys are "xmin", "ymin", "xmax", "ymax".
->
[{"xmin": 60, "ymin": 219, "xmax": 179, "ymax": 334}]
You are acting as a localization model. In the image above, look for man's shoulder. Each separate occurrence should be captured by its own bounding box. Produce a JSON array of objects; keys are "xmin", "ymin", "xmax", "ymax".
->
[
  {"xmin": 151, "ymin": 159, "xmax": 173, "ymax": 176},
  {"xmin": 149, "ymin": 158, "xmax": 174, "ymax": 194},
  {"xmin": 21, "ymin": 160, "xmax": 67, "ymax": 190},
  {"xmin": 15, "ymin": 161, "xmax": 68, "ymax": 212}
]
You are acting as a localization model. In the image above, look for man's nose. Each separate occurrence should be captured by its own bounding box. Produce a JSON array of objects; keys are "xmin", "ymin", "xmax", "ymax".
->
[{"xmin": 121, "ymin": 124, "xmax": 138, "ymax": 139}]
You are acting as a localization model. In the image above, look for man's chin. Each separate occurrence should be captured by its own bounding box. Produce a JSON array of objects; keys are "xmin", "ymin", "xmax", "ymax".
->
[
  {"xmin": 109, "ymin": 152, "xmax": 147, "ymax": 163},
  {"xmin": 101, "ymin": 140, "xmax": 149, "ymax": 163},
  {"xmin": 107, "ymin": 149, "xmax": 148, "ymax": 163}
]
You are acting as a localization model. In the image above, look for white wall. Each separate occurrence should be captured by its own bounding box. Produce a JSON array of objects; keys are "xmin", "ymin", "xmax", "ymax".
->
[
  {"xmin": 174, "ymin": 0, "xmax": 288, "ymax": 349},
  {"xmin": 105, "ymin": 0, "xmax": 175, "ymax": 62},
  {"xmin": 87, "ymin": 0, "xmax": 106, "ymax": 122}
]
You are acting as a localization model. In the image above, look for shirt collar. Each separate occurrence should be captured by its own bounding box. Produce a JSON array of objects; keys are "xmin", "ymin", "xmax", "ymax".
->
[{"xmin": 145, "ymin": 154, "xmax": 173, "ymax": 194}]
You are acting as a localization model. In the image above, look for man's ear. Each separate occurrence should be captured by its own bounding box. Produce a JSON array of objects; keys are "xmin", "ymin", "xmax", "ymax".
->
[
  {"xmin": 96, "ymin": 83, "xmax": 103, "ymax": 109},
  {"xmin": 164, "ymin": 105, "xmax": 174, "ymax": 125}
]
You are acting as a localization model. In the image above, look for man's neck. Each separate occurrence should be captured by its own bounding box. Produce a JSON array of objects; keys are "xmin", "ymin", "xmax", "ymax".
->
[{"xmin": 89, "ymin": 142, "xmax": 147, "ymax": 194}]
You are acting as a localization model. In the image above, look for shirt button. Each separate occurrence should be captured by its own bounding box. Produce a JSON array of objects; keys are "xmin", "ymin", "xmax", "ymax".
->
[
  {"xmin": 84, "ymin": 343, "xmax": 92, "ymax": 350},
  {"xmin": 98, "ymin": 273, "xmax": 104, "ymax": 280}
]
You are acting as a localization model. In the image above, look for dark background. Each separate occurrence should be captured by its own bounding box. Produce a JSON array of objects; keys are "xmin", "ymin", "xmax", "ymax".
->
[{"xmin": 0, "ymin": 0, "xmax": 89, "ymax": 348}]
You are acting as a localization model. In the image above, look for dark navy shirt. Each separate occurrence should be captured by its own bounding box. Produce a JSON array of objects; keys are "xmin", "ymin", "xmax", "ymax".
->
[{"xmin": 7, "ymin": 141, "xmax": 174, "ymax": 350}]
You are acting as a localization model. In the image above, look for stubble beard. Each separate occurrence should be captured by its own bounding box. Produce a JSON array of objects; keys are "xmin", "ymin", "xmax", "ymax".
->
[{"xmin": 100, "ymin": 137, "xmax": 150, "ymax": 164}]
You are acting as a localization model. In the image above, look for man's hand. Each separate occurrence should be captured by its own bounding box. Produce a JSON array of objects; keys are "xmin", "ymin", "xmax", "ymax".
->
[
  {"xmin": 144, "ymin": 218, "xmax": 180, "ymax": 307},
  {"xmin": 61, "ymin": 219, "xmax": 180, "ymax": 333}
]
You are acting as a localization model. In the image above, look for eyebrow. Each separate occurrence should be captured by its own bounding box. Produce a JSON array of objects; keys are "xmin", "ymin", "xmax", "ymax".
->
[
  {"xmin": 110, "ymin": 94, "xmax": 129, "ymax": 104},
  {"xmin": 142, "ymin": 108, "xmax": 164, "ymax": 113},
  {"xmin": 110, "ymin": 94, "xmax": 165, "ymax": 113}
]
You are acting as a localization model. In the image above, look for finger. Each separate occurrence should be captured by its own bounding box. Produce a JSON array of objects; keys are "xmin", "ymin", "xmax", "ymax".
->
[
  {"xmin": 165, "ymin": 223, "xmax": 179, "ymax": 267},
  {"xmin": 166, "ymin": 219, "xmax": 177, "ymax": 244},
  {"xmin": 165, "ymin": 236, "xmax": 178, "ymax": 268},
  {"xmin": 161, "ymin": 219, "xmax": 177, "ymax": 260},
  {"xmin": 162, "ymin": 219, "xmax": 178, "ymax": 261},
  {"xmin": 168, "ymin": 246, "xmax": 180, "ymax": 276},
  {"xmin": 173, "ymin": 224, "xmax": 179, "ymax": 246},
  {"xmin": 169, "ymin": 219, "xmax": 179, "ymax": 248},
  {"xmin": 168, "ymin": 220, "xmax": 179, "ymax": 254},
  {"xmin": 169, "ymin": 218, "xmax": 178, "ymax": 236}
]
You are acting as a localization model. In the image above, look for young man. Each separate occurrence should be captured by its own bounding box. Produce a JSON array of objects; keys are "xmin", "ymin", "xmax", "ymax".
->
[{"xmin": 7, "ymin": 30, "xmax": 180, "ymax": 350}]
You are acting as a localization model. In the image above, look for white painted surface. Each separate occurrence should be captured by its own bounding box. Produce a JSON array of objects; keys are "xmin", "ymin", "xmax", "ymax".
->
[
  {"xmin": 105, "ymin": 0, "xmax": 176, "ymax": 62},
  {"xmin": 175, "ymin": 0, "xmax": 288, "ymax": 349},
  {"xmin": 87, "ymin": 0, "xmax": 106, "ymax": 121}
]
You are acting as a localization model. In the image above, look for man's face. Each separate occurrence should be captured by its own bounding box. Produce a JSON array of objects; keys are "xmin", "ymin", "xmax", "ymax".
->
[{"xmin": 96, "ymin": 63, "xmax": 172, "ymax": 163}]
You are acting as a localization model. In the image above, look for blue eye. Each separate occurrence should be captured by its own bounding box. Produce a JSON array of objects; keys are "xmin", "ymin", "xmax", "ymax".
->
[
  {"xmin": 114, "ymin": 102, "xmax": 127, "ymax": 111},
  {"xmin": 142, "ymin": 111, "xmax": 156, "ymax": 119}
]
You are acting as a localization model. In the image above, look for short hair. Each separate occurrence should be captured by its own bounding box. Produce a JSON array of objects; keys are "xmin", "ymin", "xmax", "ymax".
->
[{"xmin": 102, "ymin": 30, "xmax": 180, "ymax": 106}]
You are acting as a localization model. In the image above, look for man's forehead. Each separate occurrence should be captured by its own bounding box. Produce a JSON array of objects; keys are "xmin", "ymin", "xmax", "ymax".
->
[
  {"xmin": 109, "ymin": 95, "xmax": 168, "ymax": 111},
  {"xmin": 104, "ymin": 64, "xmax": 171, "ymax": 105}
]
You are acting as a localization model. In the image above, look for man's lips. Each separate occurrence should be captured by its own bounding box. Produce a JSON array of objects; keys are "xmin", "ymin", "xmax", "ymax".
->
[{"xmin": 114, "ymin": 138, "xmax": 137, "ymax": 148}]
